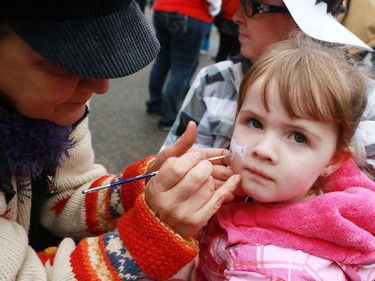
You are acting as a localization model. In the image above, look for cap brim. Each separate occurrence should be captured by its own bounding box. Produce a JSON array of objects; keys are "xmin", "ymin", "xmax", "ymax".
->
[
  {"xmin": 284, "ymin": 0, "xmax": 372, "ymax": 52},
  {"xmin": 9, "ymin": 1, "xmax": 160, "ymax": 78}
]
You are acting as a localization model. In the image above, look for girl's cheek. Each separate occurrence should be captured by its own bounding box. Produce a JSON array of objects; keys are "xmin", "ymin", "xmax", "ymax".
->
[{"xmin": 230, "ymin": 139, "xmax": 247, "ymax": 162}]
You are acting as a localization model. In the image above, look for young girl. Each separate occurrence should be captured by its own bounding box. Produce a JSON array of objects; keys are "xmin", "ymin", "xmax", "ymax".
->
[
  {"xmin": 144, "ymin": 33, "xmax": 375, "ymax": 280},
  {"xmin": 198, "ymin": 34, "xmax": 375, "ymax": 280}
]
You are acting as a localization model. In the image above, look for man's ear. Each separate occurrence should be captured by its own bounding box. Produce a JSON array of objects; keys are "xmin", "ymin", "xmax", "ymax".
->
[{"xmin": 320, "ymin": 146, "xmax": 354, "ymax": 177}]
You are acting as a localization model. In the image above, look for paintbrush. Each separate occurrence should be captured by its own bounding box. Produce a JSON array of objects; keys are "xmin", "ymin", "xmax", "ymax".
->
[{"xmin": 82, "ymin": 155, "xmax": 228, "ymax": 194}]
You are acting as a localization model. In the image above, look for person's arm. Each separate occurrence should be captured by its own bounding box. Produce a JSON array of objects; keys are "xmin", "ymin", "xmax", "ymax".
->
[
  {"xmin": 40, "ymin": 114, "xmax": 144, "ymax": 239},
  {"xmin": 1, "ymin": 122, "xmax": 238, "ymax": 280},
  {"xmin": 161, "ymin": 61, "xmax": 238, "ymax": 151},
  {"xmin": 160, "ymin": 66, "xmax": 212, "ymax": 151},
  {"xmin": 194, "ymin": 61, "xmax": 241, "ymax": 149},
  {"xmin": 0, "ymin": 195, "xmax": 198, "ymax": 280},
  {"xmin": 353, "ymin": 78, "xmax": 375, "ymax": 180},
  {"xmin": 41, "ymin": 115, "xmax": 198, "ymax": 240},
  {"xmin": 363, "ymin": 78, "xmax": 375, "ymax": 121}
]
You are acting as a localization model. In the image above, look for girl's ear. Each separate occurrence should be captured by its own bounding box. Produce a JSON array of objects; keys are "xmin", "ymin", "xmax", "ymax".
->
[{"xmin": 320, "ymin": 147, "xmax": 354, "ymax": 177}]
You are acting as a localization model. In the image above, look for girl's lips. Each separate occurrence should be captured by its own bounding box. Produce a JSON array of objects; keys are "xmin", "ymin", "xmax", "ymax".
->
[{"xmin": 246, "ymin": 166, "xmax": 273, "ymax": 181}]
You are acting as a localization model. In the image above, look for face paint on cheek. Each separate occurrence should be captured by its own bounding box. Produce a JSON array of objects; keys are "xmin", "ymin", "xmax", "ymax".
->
[{"xmin": 230, "ymin": 139, "xmax": 247, "ymax": 161}]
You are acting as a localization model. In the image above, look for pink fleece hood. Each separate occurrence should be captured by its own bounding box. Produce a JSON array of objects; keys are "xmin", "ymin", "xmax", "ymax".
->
[{"xmin": 217, "ymin": 159, "xmax": 375, "ymax": 265}]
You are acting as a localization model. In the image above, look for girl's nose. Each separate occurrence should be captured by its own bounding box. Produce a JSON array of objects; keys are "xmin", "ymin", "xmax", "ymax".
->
[{"xmin": 251, "ymin": 136, "xmax": 277, "ymax": 163}]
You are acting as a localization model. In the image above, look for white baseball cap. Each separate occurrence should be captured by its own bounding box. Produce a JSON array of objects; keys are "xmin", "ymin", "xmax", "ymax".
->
[{"xmin": 284, "ymin": 0, "xmax": 372, "ymax": 51}]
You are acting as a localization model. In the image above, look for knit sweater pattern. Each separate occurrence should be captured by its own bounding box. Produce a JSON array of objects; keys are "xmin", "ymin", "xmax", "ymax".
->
[{"xmin": 0, "ymin": 114, "xmax": 197, "ymax": 280}]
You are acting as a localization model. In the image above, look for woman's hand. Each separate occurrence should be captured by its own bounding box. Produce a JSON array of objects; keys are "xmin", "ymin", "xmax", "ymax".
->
[
  {"xmin": 211, "ymin": 157, "xmax": 235, "ymax": 192},
  {"xmin": 144, "ymin": 150, "xmax": 240, "ymax": 240},
  {"xmin": 147, "ymin": 120, "xmax": 235, "ymax": 189}
]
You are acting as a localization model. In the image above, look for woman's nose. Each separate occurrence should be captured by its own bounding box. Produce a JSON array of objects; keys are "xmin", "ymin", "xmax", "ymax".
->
[
  {"xmin": 92, "ymin": 79, "xmax": 109, "ymax": 95},
  {"xmin": 233, "ymin": 5, "xmax": 246, "ymax": 26},
  {"xmin": 79, "ymin": 78, "xmax": 109, "ymax": 95}
]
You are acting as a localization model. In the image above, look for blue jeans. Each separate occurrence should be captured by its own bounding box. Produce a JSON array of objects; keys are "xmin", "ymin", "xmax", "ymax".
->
[{"xmin": 147, "ymin": 11, "xmax": 210, "ymax": 126}]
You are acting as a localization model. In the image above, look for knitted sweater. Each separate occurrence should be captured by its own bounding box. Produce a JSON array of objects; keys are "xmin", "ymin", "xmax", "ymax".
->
[{"xmin": 0, "ymin": 113, "xmax": 198, "ymax": 280}]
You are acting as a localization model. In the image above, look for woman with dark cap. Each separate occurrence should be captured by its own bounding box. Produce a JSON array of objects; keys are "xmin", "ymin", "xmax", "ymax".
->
[{"xmin": 0, "ymin": 0, "xmax": 238, "ymax": 279}]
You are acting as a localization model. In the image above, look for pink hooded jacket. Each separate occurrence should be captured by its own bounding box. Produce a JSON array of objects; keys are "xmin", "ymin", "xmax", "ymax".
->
[{"xmin": 197, "ymin": 159, "xmax": 375, "ymax": 280}]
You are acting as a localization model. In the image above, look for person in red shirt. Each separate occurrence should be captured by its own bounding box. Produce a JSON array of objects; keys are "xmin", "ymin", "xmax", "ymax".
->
[{"xmin": 146, "ymin": 0, "xmax": 222, "ymax": 131}]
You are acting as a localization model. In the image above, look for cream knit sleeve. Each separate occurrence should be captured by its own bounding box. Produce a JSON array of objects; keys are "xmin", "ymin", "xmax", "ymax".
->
[
  {"xmin": 40, "ymin": 115, "xmax": 112, "ymax": 240},
  {"xmin": 40, "ymin": 113, "xmax": 156, "ymax": 240},
  {"xmin": 0, "ymin": 218, "xmax": 47, "ymax": 280}
]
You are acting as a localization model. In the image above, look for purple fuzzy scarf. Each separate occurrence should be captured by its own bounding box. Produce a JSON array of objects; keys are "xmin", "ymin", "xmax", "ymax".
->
[{"xmin": 0, "ymin": 103, "xmax": 74, "ymax": 179}]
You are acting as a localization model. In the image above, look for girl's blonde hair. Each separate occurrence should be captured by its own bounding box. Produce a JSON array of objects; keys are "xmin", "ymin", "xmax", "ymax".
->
[{"xmin": 237, "ymin": 32, "xmax": 369, "ymax": 153}]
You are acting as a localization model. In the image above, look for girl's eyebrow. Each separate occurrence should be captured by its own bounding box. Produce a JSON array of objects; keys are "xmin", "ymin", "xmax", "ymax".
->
[{"xmin": 238, "ymin": 106, "xmax": 266, "ymax": 117}]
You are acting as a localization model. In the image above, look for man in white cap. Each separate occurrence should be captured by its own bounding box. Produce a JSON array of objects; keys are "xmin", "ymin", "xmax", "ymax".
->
[{"xmin": 161, "ymin": 0, "xmax": 375, "ymax": 179}]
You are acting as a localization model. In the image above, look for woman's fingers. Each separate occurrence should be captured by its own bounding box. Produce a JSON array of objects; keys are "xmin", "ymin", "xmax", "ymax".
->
[
  {"xmin": 143, "ymin": 146, "xmax": 239, "ymax": 239},
  {"xmin": 144, "ymin": 151, "xmax": 211, "ymax": 220},
  {"xmin": 146, "ymin": 150, "xmax": 204, "ymax": 193},
  {"xmin": 145, "ymin": 168, "xmax": 240, "ymax": 240},
  {"xmin": 196, "ymin": 174, "xmax": 240, "ymax": 218},
  {"xmin": 170, "ymin": 174, "xmax": 241, "ymax": 239},
  {"xmin": 147, "ymin": 146, "xmax": 231, "ymax": 194},
  {"xmin": 212, "ymin": 164, "xmax": 233, "ymax": 188},
  {"xmin": 166, "ymin": 160, "xmax": 214, "ymax": 202}
]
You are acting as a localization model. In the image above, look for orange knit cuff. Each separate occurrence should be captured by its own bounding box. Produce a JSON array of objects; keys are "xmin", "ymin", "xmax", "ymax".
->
[
  {"xmin": 121, "ymin": 155, "xmax": 156, "ymax": 210},
  {"xmin": 118, "ymin": 195, "xmax": 199, "ymax": 280}
]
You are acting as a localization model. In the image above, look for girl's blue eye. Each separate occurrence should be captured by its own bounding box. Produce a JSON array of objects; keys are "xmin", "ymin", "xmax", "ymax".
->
[
  {"xmin": 292, "ymin": 132, "xmax": 307, "ymax": 144},
  {"xmin": 249, "ymin": 118, "xmax": 263, "ymax": 129}
]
